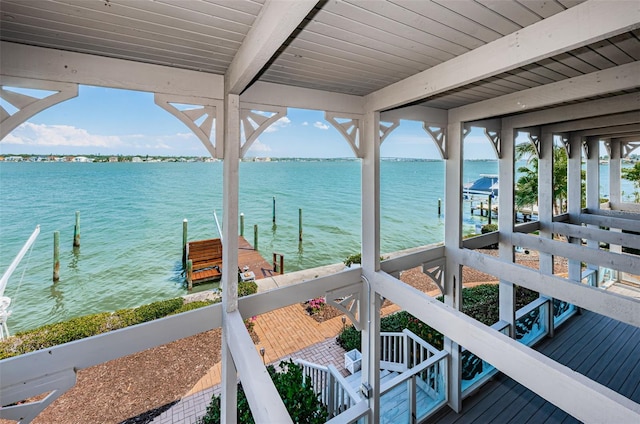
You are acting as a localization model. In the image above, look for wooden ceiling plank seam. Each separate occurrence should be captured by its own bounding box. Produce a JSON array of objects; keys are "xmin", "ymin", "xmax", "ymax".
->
[
  {"xmin": 312, "ymin": 9, "xmax": 456, "ymax": 62},
  {"xmin": 390, "ymin": 0, "xmax": 504, "ymax": 44},
  {"xmin": 599, "ymin": 33, "xmax": 640, "ymax": 62},
  {"xmin": 273, "ymin": 55, "xmax": 392, "ymax": 86},
  {"xmin": 569, "ymin": 46, "xmax": 619, "ymax": 71},
  {"xmin": 4, "ymin": 0, "xmax": 249, "ymax": 44},
  {"xmin": 306, "ymin": 16, "xmax": 445, "ymax": 66},
  {"xmin": 256, "ymin": 74, "xmax": 367, "ymax": 96},
  {"xmin": 0, "ymin": 5, "xmax": 243, "ymax": 54},
  {"xmin": 343, "ymin": 0, "xmax": 485, "ymax": 51},
  {"xmin": 278, "ymin": 45, "xmax": 413, "ymax": 80},
  {"xmin": 588, "ymin": 39, "xmax": 636, "ymax": 66},
  {"xmin": 330, "ymin": 0, "xmax": 469, "ymax": 57},
  {"xmin": 480, "ymin": 75, "xmax": 533, "ymax": 92},
  {"xmin": 154, "ymin": 0, "xmax": 262, "ymax": 25},
  {"xmin": 556, "ymin": 1, "xmax": 588, "ymax": 8},
  {"xmin": 295, "ymin": 29, "xmax": 435, "ymax": 72},
  {"xmin": 0, "ymin": 17, "xmax": 238, "ymax": 62},
  {"xmin": 512, "ymin": 65, "xmax": 560, "ymax": 84},
  {"xmin": 475, "ymin": 0, "xmax": 541, "ymax": 27},
  {"xmin": 552, "ymin": 51, "xmax": 602, "ymax": 75},
  {"xmin": 517, "ymin": 0, "xmax": 567, "ymax": 19},
  {"xmin": 288, "ymin": 38, "xmax": 421, "ymax": 76},
  {"xmin": 263, "ymin": 64, "xmax": 382, "ymax": 92},
  {"xmin": 54, "ymin": 0, "xmax": 253, "ymax": 39},
  {"xmin": 470, "ymin": 78, "xmax": 524, "ymax": 95},
  {"xmin": 0, "ymin": 30, "xmax": 228, "ymax": 74},
  {"xmin": 262, "ymin": 65, "xmax": 383, "ymax": 89},
  {"xmin": 199, "ymin": 0, "xmax": 266, "ymax": 16},
  {"xmin": 535, "ymin": 57, "xmax": 583, "ymax": 79},
  {"xmin": 431, "ymin": 0, "xmax": 523, "ymax": 36},
  {"xmin": 0, "ymin": 25, "xmax": 233, "ymax": 69}
]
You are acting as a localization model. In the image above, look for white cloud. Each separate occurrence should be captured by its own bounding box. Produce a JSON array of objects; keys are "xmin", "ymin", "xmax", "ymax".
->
[
  {"xmin": 314, "ymin": 121, "xmax": 329, "ymax": 130},
  {"xmin": 264, "ymin": 116, "xmax": 291, "ymax": 133},
  {"xmin": 247, "ymin": 139, "xmax": 272, "ymax": 153},
  {"xmin": 302, "ymin": 121, "xmax": 309, "ymax": 126},
  {"xmin": 3, "ymin": 122, "xmax": 123, "ymax": 147}
]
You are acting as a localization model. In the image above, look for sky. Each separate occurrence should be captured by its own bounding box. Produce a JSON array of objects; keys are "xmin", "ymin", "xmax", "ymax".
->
[{"xmin": 1, "ymin": 85, "xmax": 497, "ymax": 159}]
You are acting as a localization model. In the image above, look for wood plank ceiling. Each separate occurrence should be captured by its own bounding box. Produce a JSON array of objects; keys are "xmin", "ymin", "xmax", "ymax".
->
[{"xmin": 0, "ymin": 0, "xmax": 638, "ymax": 111}]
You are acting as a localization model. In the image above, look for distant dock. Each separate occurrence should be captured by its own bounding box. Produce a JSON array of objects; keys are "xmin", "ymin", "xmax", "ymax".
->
[{"xmin": 184, "ymin": 236, "xmax": 278, "ymax": 287}]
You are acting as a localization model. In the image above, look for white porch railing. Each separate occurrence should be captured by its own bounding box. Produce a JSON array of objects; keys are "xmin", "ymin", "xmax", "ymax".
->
[{"xmin": 295, "ymin": 359, "xmax": 362, "ymax": 419}]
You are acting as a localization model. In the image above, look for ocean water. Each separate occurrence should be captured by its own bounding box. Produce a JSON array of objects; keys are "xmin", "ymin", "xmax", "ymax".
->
[{"xmin": 0, "ymin": 159, "xmax": 631, "ymax": 332}]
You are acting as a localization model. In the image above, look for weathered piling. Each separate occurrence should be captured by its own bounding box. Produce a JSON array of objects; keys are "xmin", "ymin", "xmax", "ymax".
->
[
  {"xmin": 73, "ymin": 211, "xmax": 80, "ymax": 247},
  {"xmin": 182, "ymin": 219, "xmax": 188, "ymax": 267},
  {"xmin": 272, "ymin": 196, "xmax": 276, "ymax": 224},
  {"xmin": 254, "ymin": 224, "xmax": 258, "ymax": 251},
  {"xmin": 240, "ymin": 213, "xmax": 245, "ymax": 237},
  {"xmin": 53, "ymin": 231, "xmax": 60, "ymax": 282},
  {"xmin": 298, "ymin": 208, "xmax": 303, "ymax": 241},
  {"xmin": 438, "ymin": 198, "xmax": 442, "ymax": 216},
  {"xmin": 487, "ymin": 195, "xmax": 493, "ymax": 225},
  {"xmin": 186, "ymin": 259, "xmax": 193, "ymax": 290}
]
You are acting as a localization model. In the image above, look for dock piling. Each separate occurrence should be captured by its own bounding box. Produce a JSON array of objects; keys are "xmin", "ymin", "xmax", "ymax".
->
[
  {"xmin": 298, "ymin": 208, "xmax": 303, "ymax": 241},
  {"xmin": 272, "ymin": 196, "xmax": 276, "ymax": 224},
  {"xmin": 488, "ymin": 196, "xmax": 493, "ymax": 225},
  {"xmin": 186, "ymin": 259, "xmax": 193, "ymax": 290},
  {"xmin": 53, "ymin": 231, "xmax": 60, "ymax": 282},
  {"xmin": 438, "ymin": 198, "xmax": 441, "ymax": 216},
  {"xmin": 182, "ymin": 219, "xmax": 188, "ymax": 267},
  {"xmin": 240, "ymin": 213, "xmax": 245, "ymax": 237},
  {"xmin": 73, "ymin": 211, "xmax": 80, "ymax": 247},
  {"xmin": 254, "ymin": 224, "xmax": 258, "ymax": 251}
]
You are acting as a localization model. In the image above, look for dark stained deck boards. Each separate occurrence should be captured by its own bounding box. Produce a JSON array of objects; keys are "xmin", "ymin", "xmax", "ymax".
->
[
  {"xmin": 433, "ymin": 310, "xmax": 640, "ymax": 423},
  {"xmin": 187, "ymin": 236, "xmax": 275, "ymax": 285}
]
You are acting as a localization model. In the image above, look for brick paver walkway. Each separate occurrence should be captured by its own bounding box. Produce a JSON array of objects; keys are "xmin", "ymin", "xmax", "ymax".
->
[{"xmin": 153, "ymin": 290, "xmax": 419, "ymax": 423}]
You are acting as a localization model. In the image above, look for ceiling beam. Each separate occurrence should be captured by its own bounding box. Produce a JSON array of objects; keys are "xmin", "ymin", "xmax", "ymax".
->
[
  {"xmin": 364, "ymin": 0, "xmax": 640, "ymax": 112},
  {"xmin": 0, "ymin": 42, "xmax": 223, "ymax": 99},
  {"xmin": 449, "ymin": 62, "xmax": 640, "ymax": 123},
  {"xmin": 225, "ymin": 0, "xmax": 318, "ymax": 95}
]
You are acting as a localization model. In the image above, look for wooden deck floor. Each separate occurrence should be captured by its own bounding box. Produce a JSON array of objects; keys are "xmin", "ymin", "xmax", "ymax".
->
[
  {"xmin": 433, "ymin": 310, "xmax": 640, "ymax": 423},
  {"xmin": 187, "ymin": 236, "xmax": 276, "ymax": 285}
]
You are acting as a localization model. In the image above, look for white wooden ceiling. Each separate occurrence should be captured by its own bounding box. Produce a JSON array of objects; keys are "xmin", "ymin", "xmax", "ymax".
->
[{"xmin": 0, "ymin": 0, "xmax": 638, "ymax": 110}]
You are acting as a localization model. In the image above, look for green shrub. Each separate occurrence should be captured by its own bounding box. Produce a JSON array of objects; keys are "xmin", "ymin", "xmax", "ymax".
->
[
  {"xmin": 337, "ymin": 284, "xmax": 540, "ymax": 353},
  {"xmin": 171, "ymin": 300, "xmax": 216, "ymax": 315},
  {"xmin": 481, "ymin": 223, "xmax": 498, "ymax": 234},
  {"xmin": 238, "ymin": 281, "xmax": 258, "ymax": 297},
  {"xmin": 199, "ymin": 359, "xmax": 327, "ymax": 424}
]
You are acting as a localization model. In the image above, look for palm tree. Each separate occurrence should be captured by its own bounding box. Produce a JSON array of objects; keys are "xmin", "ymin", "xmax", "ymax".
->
[{"xmin": 621, "ymin": 162, "xmax": 640, "ymax": 202}]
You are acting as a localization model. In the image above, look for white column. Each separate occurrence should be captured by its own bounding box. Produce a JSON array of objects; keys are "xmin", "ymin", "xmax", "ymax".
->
[
  {"xmin": 498, "ymin": 126, "xmax": 515, "ymax": 335},
  {"xmin": 567, "ymin": 135, "xmax": 583, "ymax": 282},
  {"xmin": 361, "ymin": 110, "xmax": 380, "ymax": 422},
  {"xmin": 221, "ymin": 93, "xmax": 240, "ymax": 423},
  {"xmin": 585, "ymin": 137, "xmax": 600, "ymax": 271},
  {"xmin": 538, "ymin": 131, "xmax": 554, "ymax": 275},
  {"xmin": 608, "ymin": 141, "xmax": 623, "ymax": 266},
  {"xmin": 444, "ymin": 120, "xmax": 463, "ymax": 412}
]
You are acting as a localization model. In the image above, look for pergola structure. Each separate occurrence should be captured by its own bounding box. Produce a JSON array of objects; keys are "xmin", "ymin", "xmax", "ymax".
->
[{"xmin": 1, "ymin": 1, "xmax": 639, "ymax": 422}]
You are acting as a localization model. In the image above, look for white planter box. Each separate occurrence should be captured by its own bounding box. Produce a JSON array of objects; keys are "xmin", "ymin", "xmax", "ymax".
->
[{"xmin": 344, "ymin": 349, "xmax": 362, "ymax": 374}]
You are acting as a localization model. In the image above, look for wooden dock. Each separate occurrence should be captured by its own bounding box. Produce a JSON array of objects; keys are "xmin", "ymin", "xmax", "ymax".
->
[{"xmin": 185, "ymin": 236, "xmax": 277, "ymax": 287}]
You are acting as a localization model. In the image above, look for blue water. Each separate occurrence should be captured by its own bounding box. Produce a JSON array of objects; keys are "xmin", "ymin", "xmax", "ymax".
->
[{"xmin": 0, "ymin": 159, "xmax": 632, "ymax": 332}]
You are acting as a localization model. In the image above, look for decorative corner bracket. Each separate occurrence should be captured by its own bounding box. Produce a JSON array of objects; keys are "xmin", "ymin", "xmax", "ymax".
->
[
  {"xmin": 325, "ymin": 112, "xmax": 363, "ymax": 158},
  {"xmin": 326, "ymin": 283, "xmax": 362, "ymax": 330},
  {"xmin": 240, "ymin": 104, "xmax": 287, "ymax": 158},
  {"xmin": 621, "ymin": 141, "xmax": 640, "ymax": 159},
  {"xmin": 422, "ymin": 124, "xmax": 447, "ymax": 159},
  {"xmin": 526, "ymin": 127, "xmax": 541, "ymax": 159},
  {"xmin": 558, "ymin": 133, "xmax": 571, "ymax": 158},
  {"xmin": 582, "ymin": 138, "xmax": 591, "ymax": 160},
  {"xmin": 464, "ymin": 119, "xmax": 501, "ymax": 158},
  {"xmin": 422, "ymin": 259, "xmax": 445, "ymax": 296},
  {"xmin": 379, "ymin": 119, "xmax": 400, "ymax": 145},
  {"xmin": 0, "ymin": 368, "xmax": 76, "ymax": 422},
  {"xmin": 1, "ymin": 77, "xmax": 78, "ymax": 140},
  {"xmin": 154, "ymin": 94, "xmax": 223, "ymax": 159}
]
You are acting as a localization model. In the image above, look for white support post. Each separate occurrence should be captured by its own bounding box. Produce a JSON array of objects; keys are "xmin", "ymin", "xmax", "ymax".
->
[
  {"xmin": 221, "ymin": 93, "xmax": 241, "ymax": 423},
  {"xmin": 538, "ymin": 131, "xmax": 554, "ymax": 275},
  {"xmin": 585, "ymin": 137, "xmax": 600, "ymax": 271},
  {"xmin": 608, "ymin": 141, "xmax": 623, "ymax": 258},
  {"xmin": 444, "ymin": 120, "xmax": 463, "ymax": 412},
  {"xmin": 361, "ymin": 110, "xmax": 381, "ymax": 422},
  {"xmin": 498, "ymin": 126, "xmax": 515, "ymax": 336},
  {"xmin": 567, "ymin": 135, "xmax": 583, "ymax": 283}
]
